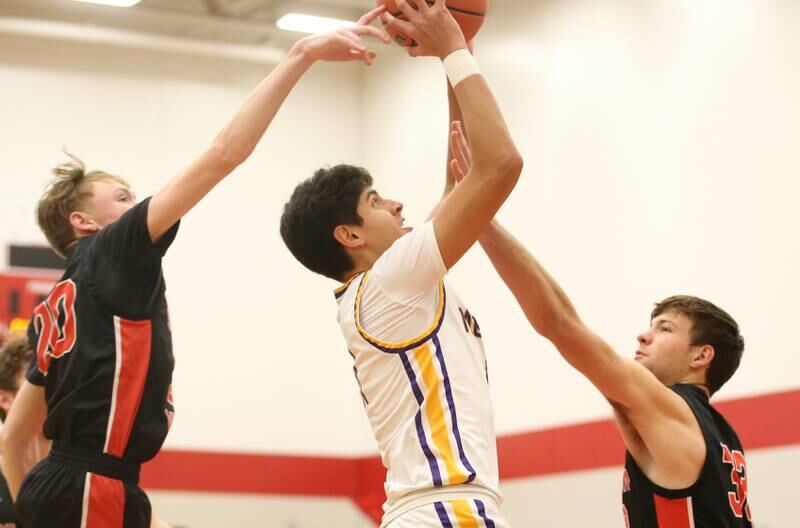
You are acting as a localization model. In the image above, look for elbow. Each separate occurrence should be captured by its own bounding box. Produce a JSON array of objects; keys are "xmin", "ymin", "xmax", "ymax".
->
[
  {"xmin": 484, "ymin": 148, "xmax": 523, "ymax": 191},
  {"xmin": 497, "ymin": 147, "xmax": 523, "ymax": 181},
  {"xmin": 503, "ymin": 149, "xmax": 524, "ymax": 179},
  {"xmin": 207, "ymin": 140, "xmax": 248, "ymax": 173}
]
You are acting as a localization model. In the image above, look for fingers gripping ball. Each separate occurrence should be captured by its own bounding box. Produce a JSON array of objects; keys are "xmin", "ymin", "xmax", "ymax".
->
[{"xmin": 377, "ymin": 0, "xmax": 488, "ymax": 46}]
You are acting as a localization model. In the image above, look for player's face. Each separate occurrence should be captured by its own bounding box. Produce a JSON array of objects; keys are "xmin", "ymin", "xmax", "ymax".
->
[
  {"xmin": 635, "ymin": 311, "xmax": 698, "ymax": 385},
  {"xmin": 85, "ymin": 179, "xmax": 136, "ymax": 229},
  {"xmin": 355, "ymin": 187, "xmax": 410, "ymax": 256}
]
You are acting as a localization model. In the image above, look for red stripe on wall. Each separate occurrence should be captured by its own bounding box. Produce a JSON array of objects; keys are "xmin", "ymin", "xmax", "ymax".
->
[
  {"xmin": 497, "ymin": 418, "xmax": 624, "ymax": 479},
  {"xmin": 85, "ymin": 473, "xmax": 125, "ymax": 528},
  {"xmin": 106, "ymin": 318, "xmax": 151, "ymax": 458},
  {"xmin": 140, "ymin": 388, "xmax": 799, "ymax": 522},
  {"xmin": 142, "ymin": 450, "xmax": 361, "ymax": 497},
  {"xmin": 715, "ymin": 388, "xmax": 800, "ymax": 449},
  {"xmin": 653, "ymin": 495, "xmax": 693, "ymax": 528}
]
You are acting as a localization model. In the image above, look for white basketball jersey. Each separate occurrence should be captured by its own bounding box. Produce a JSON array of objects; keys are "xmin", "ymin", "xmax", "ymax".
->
[{"xmin": 335, "ymin": 222, "xmax": 501, "ymax": 520}]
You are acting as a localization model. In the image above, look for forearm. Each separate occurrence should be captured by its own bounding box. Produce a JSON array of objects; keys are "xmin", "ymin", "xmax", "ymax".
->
[
  {"xmin": 479, "ymin": 222, "xmax": 640, "ymax": 402},
  {"xmin": 1, "ymin": 439, "xmax": 36, "ymax": 500},
  {"xmin": 427, "ymin": 83, "xmax": 464, "ymax": 221},
  {"xmin": 210, "ymin": 41, "xmax": 314, "ymax": 165},
  {"xmin": 0, "ymin": 382, "xmax": 47, "ymax": 500},
  {"xmin": 451, "ymin": 73, "xmax": 519, "ymax": 170},
  {"xmin": 148, "ymin": 41, "xmax": 315, "ymax": 239},
  {"xmin": 479, "ymin": 221, "xmax": 579, "ymax": 335}
]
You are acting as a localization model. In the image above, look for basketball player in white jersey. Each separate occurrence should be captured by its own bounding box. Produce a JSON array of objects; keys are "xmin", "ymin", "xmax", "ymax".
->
[{"xmin": 280, "ymin": 2, "xmax": 522, "ymax": 526}]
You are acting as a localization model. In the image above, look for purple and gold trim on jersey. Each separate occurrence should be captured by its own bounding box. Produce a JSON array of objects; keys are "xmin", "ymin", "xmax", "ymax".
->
[
  {"xmin": 400, "ymin": 341, "xmax": 476, "ymax": 488},
  {"xmin": 334, "ymin": 273, "xmax": 364, "ymax": 300},
  {"xmin": 432, "ymin": 335, "xmax": 477, "ymax": 481},
  {"xmin": 353, "ymin": 272, "xmax": 447, "ymax": 353},
  {"xmin": 435, "ymin": 499, "xmax": 497, "ymax": 528}
]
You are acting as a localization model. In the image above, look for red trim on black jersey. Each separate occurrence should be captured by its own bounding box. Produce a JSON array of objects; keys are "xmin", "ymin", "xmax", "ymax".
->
[
  {"xmin": 104, "ymin": 317, "xmax": 152, "ymax": 458},
  {"xmin": 653, "ymin": 495, "xmax": 694, "ymax": 528},
  {"xmin": 83, "ymin": 473, "xmax": 125, "ymax": 528}
]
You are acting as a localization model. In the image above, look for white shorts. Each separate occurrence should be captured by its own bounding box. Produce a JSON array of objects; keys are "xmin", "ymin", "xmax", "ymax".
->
[{"xmin": 385, "ymin": 498, "xmax": 510, "ymax": 528}]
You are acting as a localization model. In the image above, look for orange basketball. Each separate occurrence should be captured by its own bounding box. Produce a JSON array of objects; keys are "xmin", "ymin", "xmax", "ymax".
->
[{"xmin": 377, "ymin": 0, "xmax": 488, "ymax": 47}]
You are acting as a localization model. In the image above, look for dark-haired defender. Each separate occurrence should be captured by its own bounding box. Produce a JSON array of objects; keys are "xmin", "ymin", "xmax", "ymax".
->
[
  {"xmin": 0, "ymin": 10, "xmax": 390, "ymax": 528},
  {"xmin": 478, "ymin": 219, "xmax": 753, "ymax": 526},
  {"xmin": 281, "ymin": 2, "xmax": 522, "ymax": 526}
]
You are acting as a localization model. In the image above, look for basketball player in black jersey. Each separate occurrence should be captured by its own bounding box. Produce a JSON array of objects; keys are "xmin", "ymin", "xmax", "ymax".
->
[
  {"xmin": 481, "ymin": 235, "xmax": 751, "ymax": 526},
  {"xmin": 0, "ymin": 10, "xmax": 390, "ymax": 528},
  {"xmin": 0, "ymin": 336, "xmax": 172, "ymax": 528},
  {"xmin": 444, "ymin": 130, "xmax": 752, "ymax": 526}
]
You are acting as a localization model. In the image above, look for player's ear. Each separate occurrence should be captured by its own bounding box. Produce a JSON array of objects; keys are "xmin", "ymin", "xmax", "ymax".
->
[
  {"xmin": 69, "ymin": 211, "xmax": 100, "ymax": 234},
  {"xmin": 691, "ymin": 344, "xmax": 715, "ymax": 369},
  {"xmin": 334, "ymin": 225, "xmax": 364, "ymax": 249}
]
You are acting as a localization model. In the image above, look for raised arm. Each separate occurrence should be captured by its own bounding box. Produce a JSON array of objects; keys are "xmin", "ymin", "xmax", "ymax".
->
[
  {"xmin": 478, "ymin": 223, "xmax": 704, "ymax": 482},
  {"xmin": 479, "ymin": 223, "xmax": 676, "ymax": 408},
  {"xmin": 426, "ymin": 81, "xmax": 466, "ymax": 221},
  {"xmin": 384, "ymin": 0, "xmax": 522, "ymax": 270},
  {"xmin": 146, "ymin": 8, "xmax": 390, "ymax": 241},
  {"xmin": 0, "ymin": 381, "xmax": 47, "ymax": 500}
]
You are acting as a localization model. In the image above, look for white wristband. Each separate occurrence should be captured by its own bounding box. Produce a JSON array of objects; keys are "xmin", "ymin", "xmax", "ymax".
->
[{"xmin": 443, "ymin": 48, "xmax": 480, "ymax": 87}]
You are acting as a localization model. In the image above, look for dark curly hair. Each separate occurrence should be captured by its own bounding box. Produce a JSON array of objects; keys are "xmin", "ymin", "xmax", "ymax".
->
[{"xmin": 280, "ymin": 164, "xmax": 372, "ymax": 281}]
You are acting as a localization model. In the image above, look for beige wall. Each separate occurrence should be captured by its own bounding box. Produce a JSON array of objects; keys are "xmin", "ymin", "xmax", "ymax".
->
[
  {"xmin": 365, "ymin": 0, "xmax": 800, "ymax": 433},
  {"xmin": 1, "ymin": 0, "xmax": 798, "ymax": 525}
]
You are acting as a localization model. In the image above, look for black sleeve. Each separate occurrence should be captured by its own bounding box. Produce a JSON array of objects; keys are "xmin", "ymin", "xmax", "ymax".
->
[
  {"xmin": 90, "ymin": 197, "xmax": 180, "ymax": 316},
  {"xmin": 25, "ymin": 355, "xmax": 44, "ymax": 386}
]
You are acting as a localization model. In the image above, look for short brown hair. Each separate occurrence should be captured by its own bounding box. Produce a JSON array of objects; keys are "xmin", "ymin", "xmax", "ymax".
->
[
  {"xmin": 0, "ymin": 336, "xmax": 34, "ymax": 421},
  {"xmin": 652, "ymin": 295, "xmax": 744, "ymax": 395},
  {"xmin": 37, "ymin": 152, "xmax": 129, "ymax": 257}
]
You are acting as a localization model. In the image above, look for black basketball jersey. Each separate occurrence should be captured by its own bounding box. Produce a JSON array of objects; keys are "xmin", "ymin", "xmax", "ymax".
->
[
  {"xmin": 622, "ymin": 384, "xmax": 753, "ymax": 528},
  {"xmin": 26, "ymin": 198, "xmax": 179, "ymax": 464},
  {"xmin": 0, "ymin": 469, "xmax": 15, "ymax": 527}
]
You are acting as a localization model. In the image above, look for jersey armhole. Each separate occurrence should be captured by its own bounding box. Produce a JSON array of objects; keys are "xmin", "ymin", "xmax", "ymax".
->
[
  {"xmin": 353, "ymin": 271, "xmax": 447, "ymax": 354},
  {"xmin": 647, "ymin": 388, "xmax": 712, "ymax": 498}
]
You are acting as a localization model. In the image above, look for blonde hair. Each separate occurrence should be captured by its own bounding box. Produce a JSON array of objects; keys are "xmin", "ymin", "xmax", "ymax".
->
[{"xmin": 37, "ymin": 152, "xmax": 130, "ymax": 257}]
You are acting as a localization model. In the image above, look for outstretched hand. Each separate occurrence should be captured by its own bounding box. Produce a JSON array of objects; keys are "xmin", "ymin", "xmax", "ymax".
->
[
  {"xmin": 382, "ymin": 0, "xmax": 467, "ymax": 58},
  {"xmin": 301, "ymin": 6, "xmax": 391, "ymax": 65},
  {"xmin": 449, "ymin": 120, "xmax": 472, "ymax": 183}
]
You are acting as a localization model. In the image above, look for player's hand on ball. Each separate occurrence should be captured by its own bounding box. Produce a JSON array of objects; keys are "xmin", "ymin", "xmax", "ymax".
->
[
  {"xmin": 382, "ymin": 0, "xmax": 467, "ymax": 59},
  {"xmin": 300, "ymin": 6, "xmax": 391, "ymax": 65}
]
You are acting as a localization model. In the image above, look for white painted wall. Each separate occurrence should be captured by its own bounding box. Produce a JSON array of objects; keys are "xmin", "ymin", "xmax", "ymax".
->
[
  {"xmin": 363, "ymin": 0, "xmax": 800, "ymax": 431},
  {"xmin": 0, "ymin": 30, "xmax": 377, "ymax": 455},
  {"xmin": 1, "ymin": 0, "xmax": 798, "ymax": 525}
]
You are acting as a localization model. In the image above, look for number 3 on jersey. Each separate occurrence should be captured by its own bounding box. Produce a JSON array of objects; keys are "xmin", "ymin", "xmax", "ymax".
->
[
  {"xmin": 32, "ymin": 279, "xmax": 78, "ymax": 375},
  {"xmin": 721, "ymin": 442, "xmax": 752, "ymax": 521}
]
